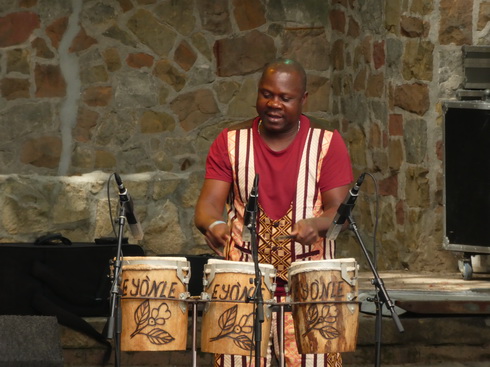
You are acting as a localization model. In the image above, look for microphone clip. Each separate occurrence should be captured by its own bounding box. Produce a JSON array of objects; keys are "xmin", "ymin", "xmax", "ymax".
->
[{"xmin": 244, "ymin": 175, "xmax": 259, "ymax": 230}]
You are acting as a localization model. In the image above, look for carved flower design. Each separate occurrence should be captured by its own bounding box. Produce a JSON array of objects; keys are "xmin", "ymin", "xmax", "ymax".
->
[
  {"xmin": 148, "ymin": 302, "xmax": 171, "ymax": 326},
  {"xmin": 319, "ymin": 304, "xmax": 338, "ymax": 324},
  {"xmin": 232, "ymin": 313, "xmax": 254, "ymax": 335}
]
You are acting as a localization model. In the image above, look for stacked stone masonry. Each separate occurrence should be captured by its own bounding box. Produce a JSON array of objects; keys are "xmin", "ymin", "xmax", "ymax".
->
[{"xmin": 0, "ymin": 0, "xmax": 489, "ymax": 270}]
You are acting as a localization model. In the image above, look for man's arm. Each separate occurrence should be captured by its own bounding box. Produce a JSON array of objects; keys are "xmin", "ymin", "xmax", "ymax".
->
[
  {"xmin": 195, "ymin": 179, "xmax": 232, "ymax": 256},
  {"xmin": 291, "ymin": 184, "xmax": 350, "ymax": 246}
]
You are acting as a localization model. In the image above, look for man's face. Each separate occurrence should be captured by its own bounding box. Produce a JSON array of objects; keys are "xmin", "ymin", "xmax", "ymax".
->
[{"xmin": 256, "ymin": 69, "xmax": 307, "ymax": 134}]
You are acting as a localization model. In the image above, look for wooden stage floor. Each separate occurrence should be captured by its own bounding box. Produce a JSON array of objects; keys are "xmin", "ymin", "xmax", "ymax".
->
[{"xmin": 357, "ymin": 271, "xmax": 490, "ymax": 315}]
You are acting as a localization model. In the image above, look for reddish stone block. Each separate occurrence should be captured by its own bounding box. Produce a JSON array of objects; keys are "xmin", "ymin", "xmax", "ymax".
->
[
  {"xmin": 389, "ymin": 114, "xmax": 403, "ymax": 136},
  {"xmin": 330, "ymin": 9, "xmax": 346, "ymax": 33},
  {"xmin": 373, "ymin": 40, "xmax": 385, "ymax": 69},
  {"xmin": 233, "ymin": 0, "xmax": 266, "ymax": 31},
  {"xmin": 174, "ymin": 41, "xmax": 196, "ymax": 71},
  {"xmin": 379, "ymin": 175, "xmax": 398, "ymax": 197},
  {"xmin": 0, "ymin": 12, "xmax": 40, "ymax": 47},
  {"xmin": 69, "ymin": 27, "xmax": 97, "ymax": 53},
  {"xmin": 34, "ymin": 64, "xmax": 66, "ymax": 98},
  {"xmin": 46, "ymin": 17, "xmax": 68, "ymax": 49},
  {"xmin": 126, "ymin": 53, "xmax": 154, "ymax": 69},
  {"xmin": 394, "ymin": 83, "xmax": 429, "ymax": 116}
]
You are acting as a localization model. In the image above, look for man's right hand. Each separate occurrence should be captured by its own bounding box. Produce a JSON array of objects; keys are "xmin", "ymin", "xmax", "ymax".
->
[{"xmin": 204, "ymin": 221, "xmax": 229, "ymax": 257}]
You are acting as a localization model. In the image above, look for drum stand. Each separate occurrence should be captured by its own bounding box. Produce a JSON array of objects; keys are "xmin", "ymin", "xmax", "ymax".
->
[
  {"xmin": 248, "ymin": 208, "xmax": 266, "ymax": 366},
  {"xmin": 244, "ymin": 174, "xmax": 265, "ymax": 366},
  {"xmin": 105, "ymin": 202, "xmax": 128, "ymax": 367},
  {"xmin": 347, "ymin": 213, "xmax": 404, "ymax": 367}
]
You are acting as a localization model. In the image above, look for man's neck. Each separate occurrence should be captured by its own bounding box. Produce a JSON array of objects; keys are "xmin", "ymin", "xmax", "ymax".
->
[{"xmin": 258, "ymin": 119, "xmax": 301, "ymax": 151}]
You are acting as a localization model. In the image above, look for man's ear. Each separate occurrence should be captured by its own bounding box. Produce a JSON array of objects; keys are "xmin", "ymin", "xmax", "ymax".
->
[{"xmin": 302, "ymin": 91, "xmax": 309, "ymax": 105}]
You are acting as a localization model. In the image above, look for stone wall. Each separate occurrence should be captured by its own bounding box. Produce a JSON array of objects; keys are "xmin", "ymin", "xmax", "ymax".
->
[{"xmin": 0, "ymin": 0, "xmax": 488, "ymax": 270}]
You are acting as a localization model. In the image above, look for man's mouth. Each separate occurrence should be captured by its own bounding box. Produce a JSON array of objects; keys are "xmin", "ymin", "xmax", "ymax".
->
[{"xmin": 266, "ymin": 113, "xmax": 283, "ymax": 121}]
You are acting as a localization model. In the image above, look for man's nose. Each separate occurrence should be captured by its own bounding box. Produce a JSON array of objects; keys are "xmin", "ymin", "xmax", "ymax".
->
[{"xmin": 267, "ymin": 98, "xmax": 281, "ymax": 108}]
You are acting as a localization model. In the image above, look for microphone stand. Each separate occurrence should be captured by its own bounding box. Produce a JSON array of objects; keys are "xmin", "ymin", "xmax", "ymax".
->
[
  {"xmin": 246, "ymin": 196, "xmax": 264, "ymax": 366},
  {"xmin": 347, "ymin": 213, "xmax": 404, "ymax": 367},
  {"xmin": 105, "ymin": 201, "xmax": 129, "ymax": 367}
]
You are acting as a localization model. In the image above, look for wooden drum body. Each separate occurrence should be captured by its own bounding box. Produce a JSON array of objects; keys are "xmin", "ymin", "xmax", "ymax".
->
[
  {"xmin": 201, "ymin": 259, "xmax": 276, "ymax": 356},
  {"xmin": 288, "ymin": 258, "xmax": 359, "ymax": 354},
  {"xmin": 120, "ymin": 256, "xmax": 190, "ymax": 351}
]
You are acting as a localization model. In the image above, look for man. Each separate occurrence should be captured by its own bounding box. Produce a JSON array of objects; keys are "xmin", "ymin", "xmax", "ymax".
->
[{"xmin": 195, "ymin": 58, "xmax": 353, "ymax": 366}]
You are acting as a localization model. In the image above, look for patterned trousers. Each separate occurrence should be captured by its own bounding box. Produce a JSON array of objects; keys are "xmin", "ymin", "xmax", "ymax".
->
[{"xmin": 213, "ymin": 297, "xmax": 342, "ymax": 367}]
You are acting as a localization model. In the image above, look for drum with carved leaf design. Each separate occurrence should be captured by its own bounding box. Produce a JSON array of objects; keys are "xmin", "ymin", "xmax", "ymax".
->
[
  {"xmin": 120, "ymin": 256, "xmax": 190, "ymax": 351},
  {"xmin": 288, "ymin": 258, "xmax": 359, "ymax": 354},
  {"xmin": 200, "ymin": 259, "xmax": 276, "ymax": 356}
]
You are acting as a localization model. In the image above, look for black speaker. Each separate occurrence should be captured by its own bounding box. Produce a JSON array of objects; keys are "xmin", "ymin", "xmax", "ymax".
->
[
  {"xmin": 444, "ymin": 104, "xmax": 490, "ymax": 248},
  {"xmin": 0, "ymin": 242, "xmax": 144, "ymax": 316},
  {"xmin": 0, "ymin": 315, "xmax": 63, "ymax": 366}
]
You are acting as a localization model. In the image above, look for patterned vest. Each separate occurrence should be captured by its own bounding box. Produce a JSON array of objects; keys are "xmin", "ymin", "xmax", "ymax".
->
[{"xmin": 224, "ymin": 121, "xmax": 336, "ymax": 280}]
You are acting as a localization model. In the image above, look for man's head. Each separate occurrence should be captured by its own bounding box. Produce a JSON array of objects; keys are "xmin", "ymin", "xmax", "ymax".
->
[{"xmin": 256, "ymin": 58, "xmax": 308, "ymax": 136}]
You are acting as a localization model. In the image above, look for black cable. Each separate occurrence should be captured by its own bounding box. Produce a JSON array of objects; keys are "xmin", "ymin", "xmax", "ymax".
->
[
  {"xmin": 364, "ymin": 172, "xmax": 380, "ymax": 269},
  {"xmin": 106, "ymin": 173, "xmax": 118, "ymax": 238}
]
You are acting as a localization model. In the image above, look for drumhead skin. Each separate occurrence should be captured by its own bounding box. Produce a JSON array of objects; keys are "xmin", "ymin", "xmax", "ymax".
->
[
  {"xmin": 207, "ymin": 258, "xmax": 275, "ymax": 273},
  {"xmin": 122, "ymin": 256, "xmax": 189, "ymax": 267},
  {"xmin": 289, "ymin": 258, "xmax": 357, "ymax": 273}
]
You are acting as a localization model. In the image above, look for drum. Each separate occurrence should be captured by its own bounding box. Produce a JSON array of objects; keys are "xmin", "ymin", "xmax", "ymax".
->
[
  {"xmin": 119, "ymin": 256, "xmax": 191, "ymax": 351},
  {"xmin": 288, "ymin": 258, "xmax": 359, "ymax": 354},
  {"xmin": 200, "ymin": 259, "xmax": 276, "ymax": 356}
]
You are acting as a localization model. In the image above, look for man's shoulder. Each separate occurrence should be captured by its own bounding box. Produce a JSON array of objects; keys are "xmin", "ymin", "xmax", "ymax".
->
[
  {"xmin": 305, "ymin": 115, "xmax": 336, "ymax": 131},
  {"xmin": 227, "ymin": 119, "xmax": 254, "ymax": 132}
]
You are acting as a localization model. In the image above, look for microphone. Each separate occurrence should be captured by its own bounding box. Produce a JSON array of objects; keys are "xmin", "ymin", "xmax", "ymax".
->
[
  {"xmin": 114, "ymin": 173, "xmax": 144, "ymax": 240},
  {"xmin": 325, "ymin": 173, "xmax": 366, "ymax": 241},
  {"xmin": 244, "ymin": 174, "xmax": 259, "ymax": 229}
]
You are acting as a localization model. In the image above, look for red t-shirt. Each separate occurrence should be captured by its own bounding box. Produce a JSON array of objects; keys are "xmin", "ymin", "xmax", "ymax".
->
[{"xmin": 205, "ymin": 115, "xmax": 353, "ymax": 220}]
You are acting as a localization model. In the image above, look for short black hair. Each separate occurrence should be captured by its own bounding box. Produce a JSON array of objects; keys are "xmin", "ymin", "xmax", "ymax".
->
[{"xmin": 261, "ymin": 58, "xmax": 307, "ymax": 93}]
